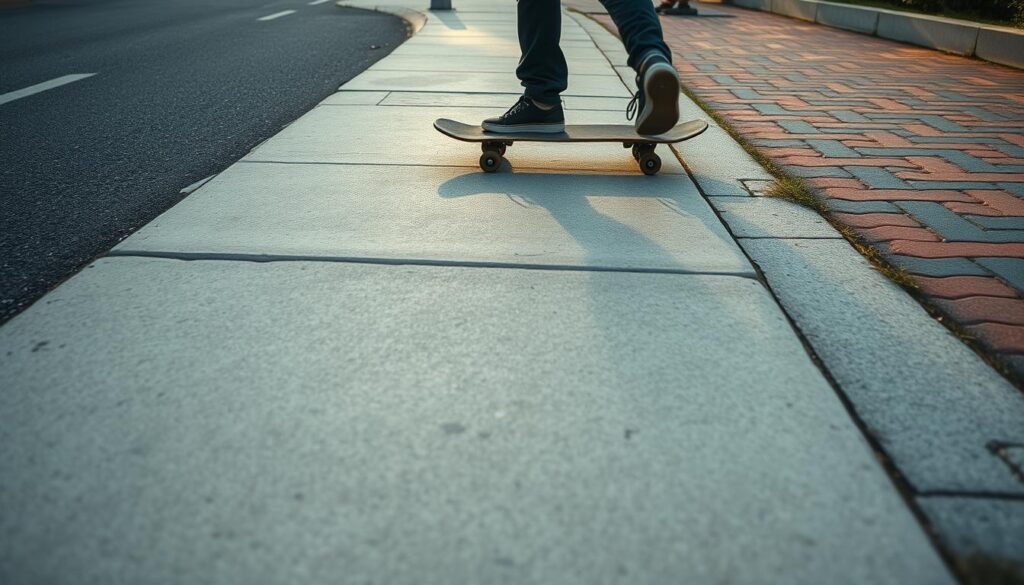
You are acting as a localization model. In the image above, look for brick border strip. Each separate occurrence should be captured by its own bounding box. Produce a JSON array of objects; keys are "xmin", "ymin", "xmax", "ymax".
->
[{"xmin": 726, "ymin": 0, "xmax": 1024, "ymax": 70}]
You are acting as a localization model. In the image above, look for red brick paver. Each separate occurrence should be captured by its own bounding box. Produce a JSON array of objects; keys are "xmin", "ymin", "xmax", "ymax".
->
[{"xmin": 591, "ymin": 2, "xmax": 1024, "ymax": 379}]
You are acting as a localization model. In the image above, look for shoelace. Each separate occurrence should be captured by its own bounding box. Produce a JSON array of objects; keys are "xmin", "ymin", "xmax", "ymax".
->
[
  {"xmin": 502, "ymin": 96, "xmax": 530, "ymax": 120},
  {"xmin": 626, "ymin": 90, "xmax": 640, "ymax": 121}
]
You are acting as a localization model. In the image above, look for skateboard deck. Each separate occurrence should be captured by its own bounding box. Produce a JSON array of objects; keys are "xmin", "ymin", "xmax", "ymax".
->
[{"xmin": 434, "ymin": 118, "xmax": 708, "ymax": 175}]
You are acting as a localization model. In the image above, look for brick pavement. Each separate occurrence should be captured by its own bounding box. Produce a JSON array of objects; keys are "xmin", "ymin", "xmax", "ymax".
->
[{"xmin": 589, "ymin": 2, "xmax": 1024, "ymax": 382}]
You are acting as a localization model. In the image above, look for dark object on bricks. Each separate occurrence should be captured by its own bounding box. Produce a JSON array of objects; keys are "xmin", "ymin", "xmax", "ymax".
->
[{"xmin": 656, "ymin": 0, "xmax": 699, "ymax": 15}]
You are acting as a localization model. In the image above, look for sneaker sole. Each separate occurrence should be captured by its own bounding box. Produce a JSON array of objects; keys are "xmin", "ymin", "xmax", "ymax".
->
[
  {"xmin": 636, "ymin": 62, "xmax": 680, "ymax": 136},
  {"xmin": 481, "ymin": 122, "xmax": 565, "ymax": 134}
]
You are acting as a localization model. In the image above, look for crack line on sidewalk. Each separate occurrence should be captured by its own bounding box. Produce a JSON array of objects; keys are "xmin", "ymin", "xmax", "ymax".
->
[
  {"xmin": 917, "ymin": 491, "xmax": 1024, "ymax": 501},
  {"xmin": 104, "ymin": 250, "xmax": 760, "ymax": 280}
]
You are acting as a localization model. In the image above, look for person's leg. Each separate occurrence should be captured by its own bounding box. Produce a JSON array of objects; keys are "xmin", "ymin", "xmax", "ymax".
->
[
  {"xmin": 598, "ymin": 0, "xmax": 672, "ymax": 70},
  {"xmin": 482, "ymin": 0, "xmax": 567, "ymax": 133},
  {"xmin": 515, "ymin": 0, "xmax": 568, "ymax": 106},
  {"xmin": 599, "ymin": 0, "xmax": 679, "ymax": 134}
]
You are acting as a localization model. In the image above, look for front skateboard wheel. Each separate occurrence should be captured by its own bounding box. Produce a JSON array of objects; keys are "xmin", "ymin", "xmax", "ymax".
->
[
  {"xmin": 639, "ymin": 152, "xmax": 661, "ymax": 176},
  {"xmin": 480, "ymin": 151, "xmax": 501, "ymax": 173}
]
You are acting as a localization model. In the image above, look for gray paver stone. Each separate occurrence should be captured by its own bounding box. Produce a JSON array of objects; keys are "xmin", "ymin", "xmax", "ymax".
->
[
  {"xmin": 0, "ymin": 257, "xmax": 954, "ymax": 585},
  {"xmin": 887, "ymin": 256, "xmax": 990, "ymax": 277},
  {"xmin": 976, "ymin": 258, "xmax": 1024, "ymax": 293},
  {"xmin": 826, "ymin": 200, "xmax": 901, "ymax": 214}
]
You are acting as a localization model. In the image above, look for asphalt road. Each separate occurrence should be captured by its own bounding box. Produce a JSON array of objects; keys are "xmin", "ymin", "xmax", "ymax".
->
[{"xmin": 0, "ymin": 0, "xmax": 407, "ymax": 323}]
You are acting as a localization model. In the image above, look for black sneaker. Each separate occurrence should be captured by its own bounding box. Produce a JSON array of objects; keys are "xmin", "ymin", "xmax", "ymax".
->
[
  {"xmin": 482, "ymin": 95, "xmax": 565, "ymax": 134},
  {"xmin": 627, "ymin": 52, "xmax": 680, "ymax": 135}
]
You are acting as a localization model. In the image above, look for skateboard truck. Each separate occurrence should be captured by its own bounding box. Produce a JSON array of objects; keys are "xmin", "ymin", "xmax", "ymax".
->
[{"xmin": 480, "ymin": 139, "xmax": 661, "ymax": 175}]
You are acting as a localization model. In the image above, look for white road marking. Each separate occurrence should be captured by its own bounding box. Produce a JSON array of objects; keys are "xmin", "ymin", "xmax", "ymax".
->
[
  {"xmin": 309, "ymin": 0, "xmax": 331, "ymax": 4},
  {"xmin": 0, "ymin": 73, "xmax": 97, "ymax": 106},
  {"xmin": 180, "ymin": 175, "xmax": 216, "ymax": 194},
  {"xmin": 258, "ymin": 10, "xmax": 296, "ymax": 21}
]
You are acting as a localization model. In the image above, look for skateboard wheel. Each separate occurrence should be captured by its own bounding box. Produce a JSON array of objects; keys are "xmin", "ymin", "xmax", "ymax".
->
[
  {"xmin": 639, "ymin": 153, "xmax": 661, "ymax": 176},
  {"xmin": 480, "ymin": 151, "xmax": 501, "ymax": 173}
]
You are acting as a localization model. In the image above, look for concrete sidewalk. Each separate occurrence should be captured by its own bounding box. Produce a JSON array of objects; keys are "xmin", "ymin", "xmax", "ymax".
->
[{"xmin": 0, "ymin": 1, "xmax": 977, "ymax": 583}]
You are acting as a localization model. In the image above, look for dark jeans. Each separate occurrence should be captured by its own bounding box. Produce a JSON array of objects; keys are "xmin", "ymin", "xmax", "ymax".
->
[{"xmin": 516, "ymin": 0, "xmax": 672, "ymax": 105}]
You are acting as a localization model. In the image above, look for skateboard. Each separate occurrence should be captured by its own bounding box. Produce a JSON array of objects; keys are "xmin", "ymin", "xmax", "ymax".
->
[{"xmin": 434, "ymin": 118, "xmax": 708, "ymax": 176}]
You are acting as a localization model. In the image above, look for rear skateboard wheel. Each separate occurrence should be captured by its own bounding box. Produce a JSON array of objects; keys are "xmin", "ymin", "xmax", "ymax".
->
[
  {"xmin": 480, "ymin": 151, "xmax": 501, "ymax": 173},
  {"xmin": 639, "ymin": 152, "xmax": 661, "ymax": 176}
]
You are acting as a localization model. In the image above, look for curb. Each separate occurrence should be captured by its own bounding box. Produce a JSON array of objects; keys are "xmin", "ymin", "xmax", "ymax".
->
[
  {"xmin": 726, "ymin": 0, "xmax": 1024, "ymax": 70},
  {"xmin": 336, "ymin": 1, "xmax": 427, "ymax": 34}
]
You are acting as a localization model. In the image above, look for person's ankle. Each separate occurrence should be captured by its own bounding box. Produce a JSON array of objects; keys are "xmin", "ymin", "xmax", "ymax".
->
[
  {"xmin": 530, "ymin": 97, "xmax": 559, "ymax": 111},
  {"xmin": 640, "ymin": 50, "xmax": 671, "ymax": 70}
]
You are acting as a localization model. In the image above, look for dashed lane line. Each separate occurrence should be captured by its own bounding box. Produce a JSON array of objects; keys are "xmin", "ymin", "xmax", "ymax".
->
[
  {"xmin": 309, "ymin": 0, "xmax": 332, "ymax": 4},
  {"xmin": 0, "ymin": 74, "xmax": 97, "ymax": 106},
  {"xmin": 258, "ymin": 10, "xmax": 297, "ymax": 21}
]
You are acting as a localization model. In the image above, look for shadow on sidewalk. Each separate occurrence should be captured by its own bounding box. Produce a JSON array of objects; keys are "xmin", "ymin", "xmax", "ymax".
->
[{"xmin": 436, "ymin": 168, "xmax": 732, "ymax": 272}]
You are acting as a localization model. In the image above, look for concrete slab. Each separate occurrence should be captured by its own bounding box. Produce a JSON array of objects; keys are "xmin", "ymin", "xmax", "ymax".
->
[
  {"xmin": 712, "ymin": 197, "xmax": 842, "ymax": 238},
  {"xmin": 373, "ymin": 92, "xmax": 628, "ymax": 112},
  {"xmin": 379, "ymin": 92, "xmax": 523, "ymax": 108},
  {"xmin": 341, "ymin": 0, "xmax": 515, "ymax": 14},
  {"xmin": 244, "ymin": 105, "xmax": 682, "ymax": 175},
  {"xmin": 416, "ymin": 25, "xmax": 589, "ymax": 41},
  {"xmin": 673, "ymin": 126, "xmax": 774, "ymax": 197},
  {"xmin": 115, "ymin": 163, "xmax": 754, "ymax": 277},
  {"xmin": 917, "ymin": 497, "xmax": 1024, "ymax": 569},
  {"xmin": 370, "ymin": 55, "xmax": 612, "ymax": 75},
  {"xmin": 344, "ymin": 69, "xmax": 630, "ymax": 97},
  {"xmin": 563, "ymin": 95, "xmax": 632, "ymax": 111},
  {"xmin": 741, "ymin": 238, "xmax": 1024, "ymax": 493},
  {"xmin": 387, "ymin": 40, "xmax": 607, "ymax": 61},
  {"xmin": 614, "ymin": 66, "xmax": 637, "ymax": 93},
  {"xmin": 320, "ymin": 90, "xmax": 388, "ymax": 106},
  {"xmin": 0, "ymin": 257, "xmax": 954, "ymax": 585}
]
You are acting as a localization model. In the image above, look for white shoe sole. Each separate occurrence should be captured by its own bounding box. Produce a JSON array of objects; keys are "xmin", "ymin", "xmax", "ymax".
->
[
  {"xmin": 636, "ymin": 62, "xmax": 680, "ymax": 135},
  {"xmin": 481, "ymin": 122, "xmax": 565, "ymax": 134}
]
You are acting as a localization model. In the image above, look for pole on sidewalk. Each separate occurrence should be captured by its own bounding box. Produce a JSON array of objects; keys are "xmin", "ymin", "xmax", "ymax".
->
[{"xmin": 430, "ymin": 0, "xmax": 451, "ymax": 10}]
